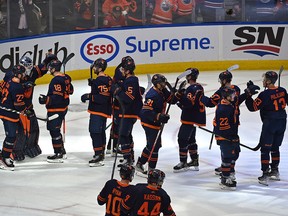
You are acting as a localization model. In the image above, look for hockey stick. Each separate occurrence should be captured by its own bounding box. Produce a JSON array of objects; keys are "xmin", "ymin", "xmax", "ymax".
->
[
  {"xmin": 198, "ymin": 126, "xmax": 260, "ymax": 151},
  {"xmin": 208, "ymin": 64, "xmax": 240, "ymax": 150},
  {"xmin": 111, "ymin": 95, "xmax": 125, "ymax": 180},
  {"xmin": 147, "ymin": 70, "xmax": 191, "ymax": 162},
  {"xmin": 143, "ymin": 74, "xmax": 152, "ymax": 97},
  {"xmin": 0, "ymin": 106, "xmax": 58, "ymax": 122},
  {"xmin": 278, "ymin": 65, "xmax": 284, "ymax": 87},
  {"xmin": 62, "ymin": 53, "xmax": 74, "ymax": 143},
  {"xmin": 62, "ymin": 53, "xmax": 75, "ymax": 73}
]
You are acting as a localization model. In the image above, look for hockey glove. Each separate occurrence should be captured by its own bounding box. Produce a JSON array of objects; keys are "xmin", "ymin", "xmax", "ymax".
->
[
  {"xmin": 177, "ymin": 80, "xmax": 186, "ymax": 94},
  {"xmin": 140, "ymin": 86, "xmax": 145, "ymax": 95},
  {"xmin": 245, "ymin": 84, "xmax": 260, "ymax": 96},
  {"xmin": 158, "ymin": 113, "xmax": 170, "ymax": 124},
  {"xmin": 81, "ymin": 93, "xmax": 90, "ymax": 103},
  {"xmin": 88, "ymin": 78, "xmax": 93, "ymax": 86},
  {"xmin": 38, "ymin": 94, "xmax": 48, "ymax": 104},
  {"xmin": 42, "ymin": 53, "xmax": 58, "ymax": 66},
  {"xmin": 24, "ymin": 109, "xmax": 35, "ymax": 119},
  {"xmin": 246, "ymin": 80, "xmax": 254, "ymax": 88},
  {"xmin": 177, "ymin": 102, "xmax": 183, "ymax": 110},
  {"xmin": 23, "ymin": 81, "xmax": 36, "ymax": 88},
  {"xmin": 111, "ymin": 83, "xmax": 121, "ymax": 97}
]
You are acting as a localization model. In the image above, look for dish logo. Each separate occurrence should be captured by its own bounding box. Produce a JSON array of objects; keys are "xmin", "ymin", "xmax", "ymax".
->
[
  {"xmin": 80, "ymin": 34, "xmax": 119, "ymax": 64},
  {"xmin": 232, "ymin": 27, "xmax": 285, "ymax": 57}
]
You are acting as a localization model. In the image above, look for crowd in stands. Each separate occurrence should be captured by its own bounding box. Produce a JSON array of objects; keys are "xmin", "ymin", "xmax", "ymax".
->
[{"xmin": 0, "ymin": 0, "xmax": 287, "ymax": 39}]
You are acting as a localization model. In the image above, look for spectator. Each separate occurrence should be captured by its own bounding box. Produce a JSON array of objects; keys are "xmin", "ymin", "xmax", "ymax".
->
[
  {"xmin": 173, "ymin": 0, "xmax": 195, "ymax": 24},
  {"xmin": 103, "ymin": 5, "xmax": 127, "ymax": 28},
  {"xmin": 0, "ymin": 0, "xmax": 7, "ymax": 39},
  {"xmin": 246, "ymin": 0, "xmax": 282, "ymax": 22},
  {"xmin": 126, "ymin": 0, "xmax": 143, "ymax": 26},
  {"xmin": 147, "ymin": 0, "xmax": 178, "ymax": 25},
  {"xmin": 201, "ymin": 0, "xmax": 225, "ymax": 22},
  {"xmin": 101, "ymin": 0, "xmax": 129, "ymax": 15},
  {"xmin": 225, "ymin": 1, "xmax": 241, "ymax": 21},
  {"xmin": 10, "ymin": 0, "xmax": 33, "ymax": 37},
  {"xmin": 74, "ymin": 0, "xmax": 95, "ymax": 30}
]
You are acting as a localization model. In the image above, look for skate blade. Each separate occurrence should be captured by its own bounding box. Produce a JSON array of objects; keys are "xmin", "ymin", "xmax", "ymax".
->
[
  {"xmin": 173, "ymin": 167, "xmax": 189, "ymax": 173},
  {"xmin": 47, "ymin": 159, "xmax": 64, "ymax": 163},
  {"xmin": 269, "ymin": 176, "xmax": 280, "ymax": 181},
  {"xmin": 136, "ymin": 171, "xmax": 148, "ymax": 178},
  {"xmin": 0, "ymin": 165, "xmax": 15, "ymax": 171},
  {"xmin": 188, "ymin": 166, "xmax": 199, "ymax": 171},
  {"xmin": 89, "ymin": 162, "xmax": 104, "ymax": 167},
  {"xmin": 219, "ymin": 183, "xmax": 236, "ymax": 191},
  {"xmin": 258, "ymin": 180, "xmax": 269, "ymax": 186}
]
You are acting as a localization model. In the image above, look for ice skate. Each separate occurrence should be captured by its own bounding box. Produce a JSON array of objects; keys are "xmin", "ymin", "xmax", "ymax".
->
[
  {"xmin": 117, "ymin": 158, "xmax": 132, "ymax": 168},
  {"xmin": 105, "ymin": 149, "xmax": 111, "ymax": 155},
  {"xmin": 0, "ymin": 157, "xmax": 15, "ymax": 171},
  {"xmin": 187, "ymin": 156, "xmax": 199, "ymax": 171},
  {"xmin": 215, "ymin": 166, "xmax": 222, "ymax": 175},
  {"xmin": 135, "ymin": 158, "xmax": 148, "ymax": 177},
  {"xmin": 268, "ymin": 168, "xmax": 280, "ymax": 181},
  {"xmin": 258, "ymin": 171, "xmax": 269, "ymax": 186},
  {"xmin": 89, "ymin": 155, "xmax": 104, "ymax": 167},
  {"xmin": 173, "ymin": 162, "xmax": 189, "ymax": 173},
  {"xmin": 47, "ymin": 152, "xmax": 67, "ymax": 163},
  {"xmin": 230, "ymin": 172, "xmax": 236, "ymax": 181},
  {"xmin": 219, "ymin": 176, "xmax": 237, "ymax": 191}
]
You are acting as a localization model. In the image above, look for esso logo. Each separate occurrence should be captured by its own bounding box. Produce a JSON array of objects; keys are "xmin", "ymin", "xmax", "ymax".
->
[{"xmin": 80, "ymin": 34, "xmax": 119, "ymax": 64}]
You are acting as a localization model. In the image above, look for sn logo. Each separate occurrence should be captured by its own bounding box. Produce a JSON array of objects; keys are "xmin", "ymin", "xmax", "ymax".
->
[{"xmin": 232, "ymin": 26, "xmax": 285, "ymax": 57}]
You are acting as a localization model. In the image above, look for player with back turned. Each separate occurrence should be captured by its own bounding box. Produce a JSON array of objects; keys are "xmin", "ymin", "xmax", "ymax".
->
[
  {"xmin": 38, "ymin": 59, "xmax": 74, "ymax": 163},
  {"xmin": 245, "ymin": 71, "xmax": 288, "ymax": 186},
  {"xmin": 111, "ymin": 56, "xmax": 143, "ymax": 167},
  {"xmin": 97, "ymin": 164, "xmax": 135, "ymax": 216},
  {"xmin": 81, "ymin": 58, "xmax": 113, "ymax": 167},
  {"xmin": 121, "ymin": 169, "xmax": 176, "ymax": 216},
  {"xmin": 201, "ymin": 70, "xmax": 247, "ymax": 175},
  {"xmin": 0, "ymin": 65, "xmax": 26, "ymax": 171},
  {"xmin": 173, "ymin": 68, "xmax": 206, "ymax": 172}
]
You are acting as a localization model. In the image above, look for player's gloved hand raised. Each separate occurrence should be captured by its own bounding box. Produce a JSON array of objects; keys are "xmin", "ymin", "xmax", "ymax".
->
[
  {"xmin": 42, "ymin": 54, "xmax": 58, "ymax": 66},
  {"xmin": 81, "ymin": 93, "xmax": 90, "ymax": 103},
  {"xmin": 246, "ymin": 80, "xmax": 254, "ymax": 88},
  {"xmin": 245, "ymin": 83, "xmax": 260, "ymax": 96},
  {"xmin": 23, "ymin": 81, "xmax": 36, "ymax": 88},
  {"xmin": 158, "ymin": 113, "xmax": 170, "ymax": 124},
  {"xmin": 177, "ymin": 80, "xmax": 186, "ymax": 95},
  {"xmin": 87, "ymin": 78, "xmax": 93, "ymax": 86},
  {"xmin": 38, "ymin": 94, "xmax": 48, "ymax": 104}
]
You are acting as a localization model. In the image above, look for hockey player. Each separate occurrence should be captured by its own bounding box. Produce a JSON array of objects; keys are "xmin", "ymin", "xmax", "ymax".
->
[
  {"xmin": 245, "ymin": 71, "xmax": 287, "ymax": 186},
  {"xmin": 111, "ymin": 56, "xmax": 143, "ymax": 166},
  {"xmin": 201, "ymin": 70, "xmax": 246, "ymax": 175},
  {"xmin": 81, "ymin": 58, "xmax": 112, "ymax": 167},
  {"xmin": 0, "ymin": 65, "xmax": 26, "ymax": 171},
  {"xmin": 107, "ymin": 56, "xmax": 127, "ymax": 156},
  {"xmin": 97, "ymin": 164, "xmax": 135, "ymax": 215},
  {"xmin": 173, "ymin": 68, "xmax": 205, "ymax": 172},
  {"xmin": 38, "ymin": 59, "xmax": 74, "ymax": 163},
  {"xmin": 214, "ymin": 87, "xmax": 240, "ymax": 190},
  {"xmin": 136, "ymin": 74, "xmax": 174, "ymax": 175},
  {"xmin": 121, "ymin": 169, "xmax": 176, "ymax": 215},
  {"xmin": 12, "ymin": 54, "xmax": 58, "ymax": 161}
]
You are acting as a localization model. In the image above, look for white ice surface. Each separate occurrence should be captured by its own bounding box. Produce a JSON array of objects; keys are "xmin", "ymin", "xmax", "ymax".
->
[{"xmin": 0, "ymin": 70, "xmax": 288, "ymax": 216}]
